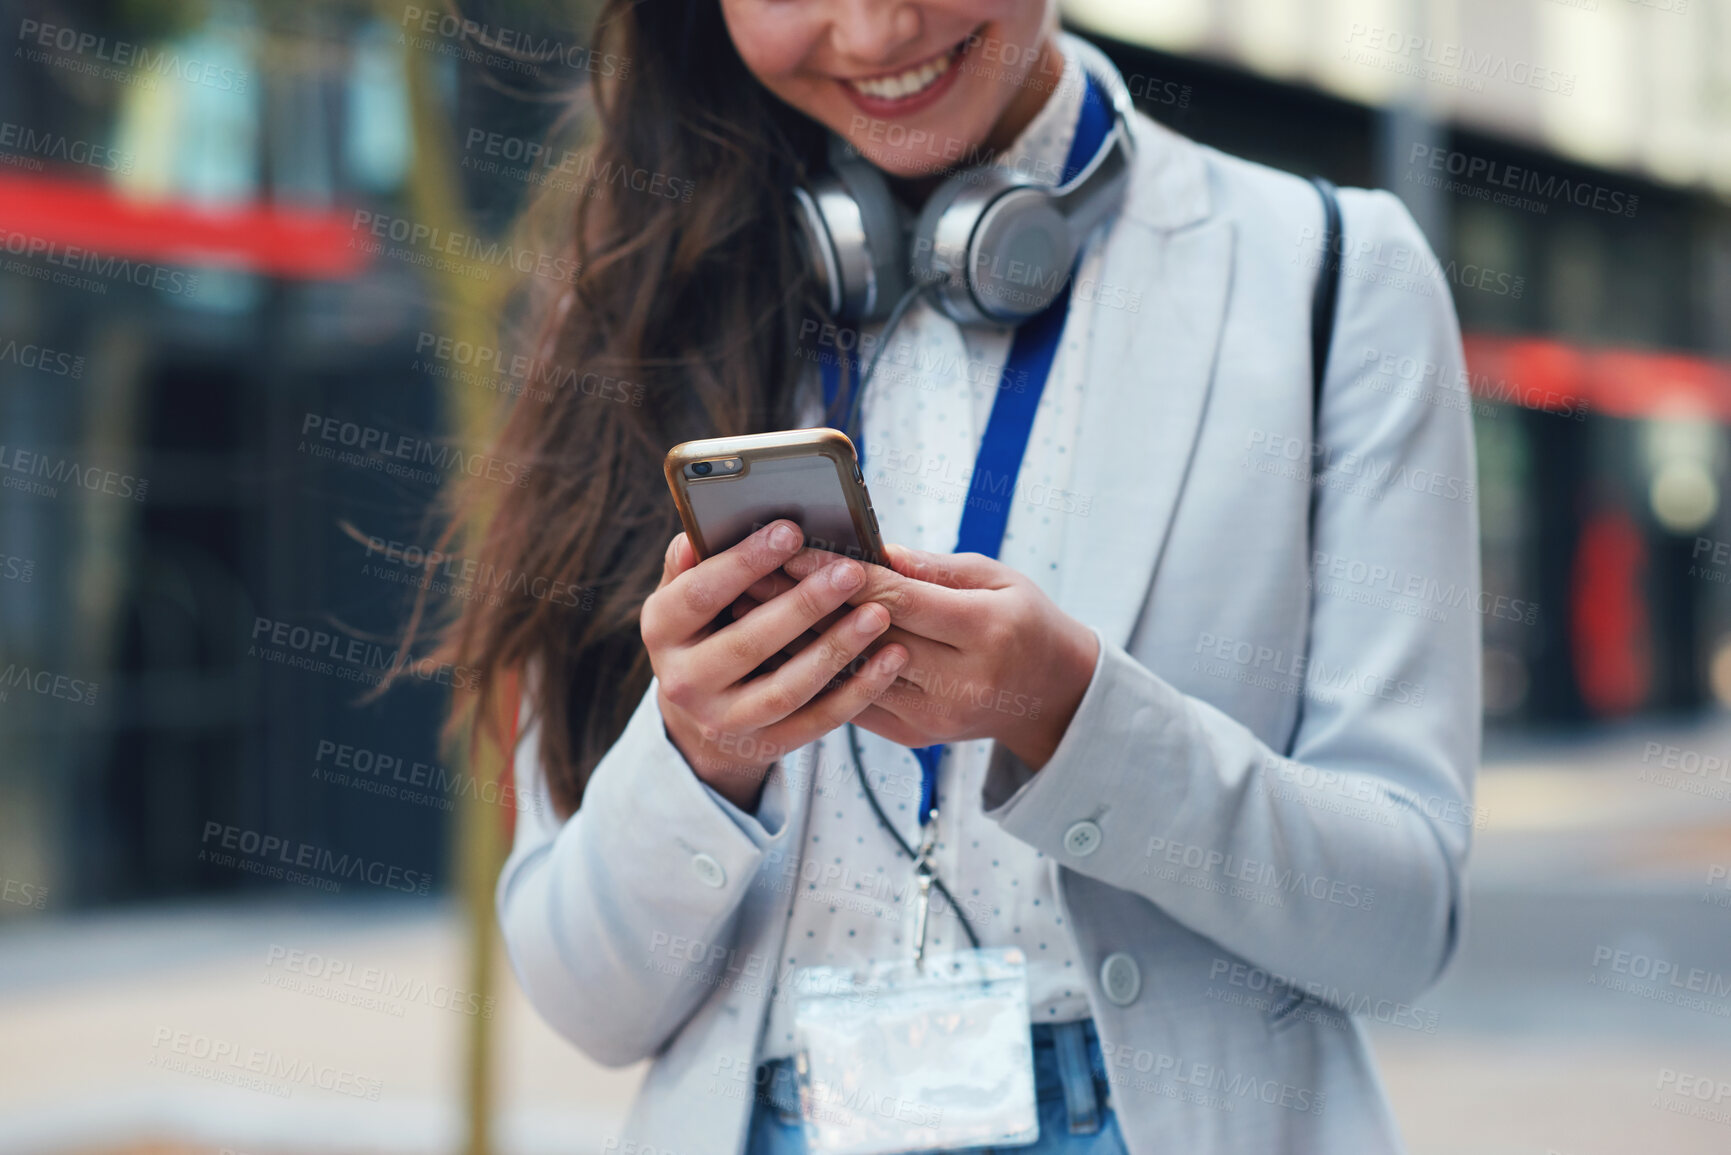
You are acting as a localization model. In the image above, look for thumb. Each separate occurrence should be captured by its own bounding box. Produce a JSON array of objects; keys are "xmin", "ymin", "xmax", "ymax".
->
[
  {"xmin": 884, "ymin": 544, "xmax": 1007, "ymax": 590},
  {"xmin": 659, "ymin": 533, "xmax": 695, "ymax": 589}
]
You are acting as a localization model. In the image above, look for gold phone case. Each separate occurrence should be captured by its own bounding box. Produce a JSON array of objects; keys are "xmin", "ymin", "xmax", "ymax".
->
[{"xmin": 664, "ymin": 428, "xmax": 886, "ymax": 566}]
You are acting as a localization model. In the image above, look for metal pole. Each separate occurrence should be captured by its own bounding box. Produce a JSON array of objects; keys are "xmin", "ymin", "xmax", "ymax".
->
[
  {"xmin": 1376, "ymin": 0, "xmax": 1448, "ymax": 257},
  {"xmin": 389, "ymin": 8, "xmax": 516, "ymax": 1153}
]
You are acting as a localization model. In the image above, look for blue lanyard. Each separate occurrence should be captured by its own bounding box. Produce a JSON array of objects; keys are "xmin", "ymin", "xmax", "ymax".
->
[{"xmin": 822, "ymin": 74, "xmax": 1112, "ymax": 826}]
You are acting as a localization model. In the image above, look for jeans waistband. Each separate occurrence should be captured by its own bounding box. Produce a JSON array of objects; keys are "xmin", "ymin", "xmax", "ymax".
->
[{"xmin": 756, "ymin": 1019, "xmax": 1111, "ymax": 1136}]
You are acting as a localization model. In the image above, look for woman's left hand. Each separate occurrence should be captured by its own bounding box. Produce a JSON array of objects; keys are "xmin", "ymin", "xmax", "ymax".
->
[{"xmin": 774, "ymin": 544, "xmax": 1100, "ymax": 770}]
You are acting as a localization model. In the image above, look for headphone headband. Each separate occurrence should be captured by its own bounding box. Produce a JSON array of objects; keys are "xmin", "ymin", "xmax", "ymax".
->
[{"xmin": 795, "ymin": 35, "xmax": 1135, "ymax": 328}]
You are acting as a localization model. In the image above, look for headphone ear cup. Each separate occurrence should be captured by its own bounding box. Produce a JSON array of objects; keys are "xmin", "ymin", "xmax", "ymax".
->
[
  {"xmin": 966, "ymin": 191, "xmax": 1077, "ymax": 321},
  {"xmin": 913, "ymin": 168, "xmax": 1077, "ymax": 326},
  {"xmin": 828, "ymin": 141, "xmax": 910, "ymax": 322},
  {"xmin": 908, "ymin": 173, "xmax": 975, "ymax": 288},
  {"xmin": 791, "ymin": 183, "xmax": 846, "ymax": 319}
]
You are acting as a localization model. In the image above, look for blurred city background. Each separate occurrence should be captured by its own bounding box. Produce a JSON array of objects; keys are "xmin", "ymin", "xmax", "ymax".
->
[{"xmin": 1, "ymin": 0, "xmax": 1729, "ymax": 1152}]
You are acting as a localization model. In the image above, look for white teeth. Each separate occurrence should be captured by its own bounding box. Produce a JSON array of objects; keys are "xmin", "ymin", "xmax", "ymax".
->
[{"xmin": 848, "ymin": 49, "xmax": 954, "ymax": 101}]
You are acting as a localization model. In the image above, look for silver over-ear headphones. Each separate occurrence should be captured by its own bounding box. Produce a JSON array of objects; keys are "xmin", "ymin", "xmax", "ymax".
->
[{"xmin": 791, "ymin": 37, "xmax": 1135, "ymax": 328}]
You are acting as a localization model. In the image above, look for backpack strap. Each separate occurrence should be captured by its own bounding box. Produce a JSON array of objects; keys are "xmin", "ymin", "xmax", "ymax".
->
[
  {"xmin": 1307, "ymin": 175, "xmax": 1343, "ymax": 424},
  {"xmin": 1288, "ymin": 176, "xmax": 1343, "ymax": 757}
]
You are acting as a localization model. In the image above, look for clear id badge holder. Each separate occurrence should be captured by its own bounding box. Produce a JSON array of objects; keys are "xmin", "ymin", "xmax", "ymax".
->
[{"xmin": 790, "ymin": 947, "xmax": 1039, "ymax": 1155}]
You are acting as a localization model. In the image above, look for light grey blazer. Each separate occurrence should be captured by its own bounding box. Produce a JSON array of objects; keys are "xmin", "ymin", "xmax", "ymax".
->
[{"xmin": 498, "ymin": 97, "xmax": 1480, "ymax": 1155}]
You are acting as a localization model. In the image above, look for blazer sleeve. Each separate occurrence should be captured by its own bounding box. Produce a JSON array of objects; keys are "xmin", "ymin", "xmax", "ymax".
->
[
  {"xmin": 981, "ymin": 188, "xmax": 1481, "ymax": 1008},
  {"xmin": 495, "ymin": 677, "xmax": 788, "ymax": 1066}
]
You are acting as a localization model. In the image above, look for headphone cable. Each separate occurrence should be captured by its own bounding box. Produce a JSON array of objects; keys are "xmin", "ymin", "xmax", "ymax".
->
[
  {"xmin": 844, "ymin": 722, "xmax": 981, "ymax": 950},
  {"xmin": 840, "ymin": 281, "xmax": 928, "ymax": 447},
  {"xmin": 836, "ymin": 283, "xmax": 977, "ymax": 948}
]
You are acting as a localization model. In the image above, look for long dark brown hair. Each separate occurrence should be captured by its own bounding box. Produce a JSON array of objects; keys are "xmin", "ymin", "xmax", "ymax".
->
[{"xmin": 412, "ymin": 0, "xmax": 831, "ymax": 817}]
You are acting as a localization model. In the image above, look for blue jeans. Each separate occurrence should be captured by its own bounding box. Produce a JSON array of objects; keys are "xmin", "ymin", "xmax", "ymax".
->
[{"xmin": 744, "ymin": 1020, "xmax": 1129, "ymax": 1155}]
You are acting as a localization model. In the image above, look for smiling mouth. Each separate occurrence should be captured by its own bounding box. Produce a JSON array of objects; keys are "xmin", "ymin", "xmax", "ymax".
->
[{"xmin": 843, "ymin": 36, "xmax": 969, "ymax": 103}]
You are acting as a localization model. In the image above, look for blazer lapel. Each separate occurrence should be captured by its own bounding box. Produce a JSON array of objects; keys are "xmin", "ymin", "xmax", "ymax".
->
[{"xmin": 1058, "ymin": 213, "xmax": 1236, "ymax": 645}]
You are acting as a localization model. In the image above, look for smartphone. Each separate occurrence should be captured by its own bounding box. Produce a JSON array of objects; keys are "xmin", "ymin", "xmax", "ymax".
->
[{"xmin": 664, "ymin": 428, "xmax": 886, "ymax": 567}]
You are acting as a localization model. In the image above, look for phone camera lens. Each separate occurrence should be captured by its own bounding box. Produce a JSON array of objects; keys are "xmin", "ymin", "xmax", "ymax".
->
[{"xmin": 692, "ymin": 461, "xmax": 713, "ymax": 477}]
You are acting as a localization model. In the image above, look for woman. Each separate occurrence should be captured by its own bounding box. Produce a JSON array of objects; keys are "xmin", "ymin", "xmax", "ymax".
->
[{"xmin": 445, "ymin": 0, "xmax": 1480, "ymax": 1151}]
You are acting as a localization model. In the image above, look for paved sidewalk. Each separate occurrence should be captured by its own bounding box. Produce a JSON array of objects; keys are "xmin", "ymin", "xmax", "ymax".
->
[
  {"xmin": 0, "ymin": 902, "xmax": 643, "ymax": 1155},
  {"xmin": 4, "ymin": 714, "xmax": 1731, "ymax": 1154},
  {"xmin": 1471, "ymin": 714, "xmax": 1731, "ymax": 892},
  {"xmin": 1376, "ymin": 714, "xmax": 1731, "ymax": 1155}
]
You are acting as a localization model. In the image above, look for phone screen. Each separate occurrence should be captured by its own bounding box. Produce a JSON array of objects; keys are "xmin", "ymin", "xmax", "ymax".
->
[{"xmin": 685, "ymin": 454, "xmax": 874, "ymax": 561}]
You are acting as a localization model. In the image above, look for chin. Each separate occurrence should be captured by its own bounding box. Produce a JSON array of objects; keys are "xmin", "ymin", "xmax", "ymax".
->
[
  {"xmin": 844, "ymin": 142, "xmax": 976, "ymax": 180},
  {"xmin": 827, "ymin": 103, "xmax": 1000, "ymax": 181}
]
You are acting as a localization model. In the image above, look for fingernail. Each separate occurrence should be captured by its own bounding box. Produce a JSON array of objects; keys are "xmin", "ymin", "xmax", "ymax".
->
[
  {"xmin": 878, "ymin": 646, "xmax": 906, "ymax": 672},
  {"xmin": 854, "ymin": 604, "xmax": 886, "ymax": 635},
  {"xmin": 770, "ymin": 523, "xmax": 798, "ymax": 552},
  {"xmin": 830, "ymin": 560, "xmax": 863, "ymax": 590}
]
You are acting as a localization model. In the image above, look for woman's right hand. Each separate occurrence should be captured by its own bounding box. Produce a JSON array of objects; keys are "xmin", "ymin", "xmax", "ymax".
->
[{"xmin": 642, "ymin": 519, "xmax": 909, "ymax": 811}]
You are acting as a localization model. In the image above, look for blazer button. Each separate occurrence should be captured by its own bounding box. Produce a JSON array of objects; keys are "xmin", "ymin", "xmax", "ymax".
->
[
  {"xmin": 691, "ymin": 853, "xmax": 726, "ymax": 888},
  {"xmin": 1100, "ymin": 952, "xmax": 1141, "ymax": 1006},
  {"xmin": 1063, "ymin": 821, "xmax": 1102, "ymax": 857}
]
